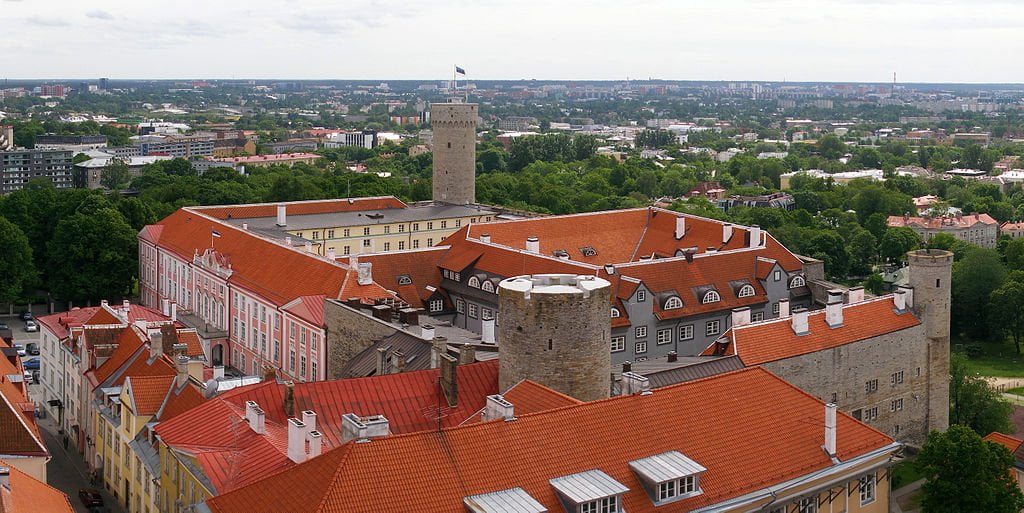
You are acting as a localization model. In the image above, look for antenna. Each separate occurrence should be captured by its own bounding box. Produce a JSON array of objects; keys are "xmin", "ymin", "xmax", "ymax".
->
[{"xmin": 422, "ymin": 376, "xmax": 454, "ymax": 432}]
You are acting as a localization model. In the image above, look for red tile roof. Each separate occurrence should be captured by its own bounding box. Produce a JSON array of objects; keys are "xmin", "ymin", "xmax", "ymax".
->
[
  {"xmin": 0, "ymin": 378, "xmax": 47, "ymax": 458},
  {"xmin": 176, "ymin": 330, "xmax": 206, "ymax": 359},
  {"xmin": 704, "ymin": 296, "xmax": 921, "ymax": 365},
  {"xmin": 92, "ymin": 327, "xmax": 146, "ymax": 384},
  {"xmin": 191, "ymin": 197, "xmax": 407, "ymax": 220},
  {"xmin": 357, "ymin": 248, "xmax": 447, "ymax": 309},
  {"xmin": 0, "ymin": 459, "xmax": 74, "ymax": 513},
  {"xmin": 205, "ymin": 367, "xmax": 895, "ymax": 513},
  {"xmin": 888, "ymin": 213, "xmax": 998, "ymax": 229},
  {"xmin": 461, "ymin": 379, "xmax": 581, "ymax": 424},
  {"xmin": 983, "ymin": 432, "xmax": 1024, "ymax": 453},
  {"xmin": 127, "ymin": 375, "xmax": 176, "ymax": 415},
  {"xmin": 281, "ymin": 295, "xmax": 326, "ymax": 327},
  {"xmin": 157, "ymin": 383, "xmax": 206, "ymax": 422},
  {"xmin": 37, "ymin": 304, "xmax": 170, "ymax": 340},
  {"xmin": 156, "ymin": 360, "xmax": 500, "ymax": 493}
]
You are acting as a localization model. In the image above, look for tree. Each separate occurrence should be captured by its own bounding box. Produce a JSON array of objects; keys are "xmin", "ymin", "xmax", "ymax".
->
[
  {"xmin": 45, "ymin": 208, "xmax": 137, "ymax": 302},
  {"xmin": 1004, "ymin": 237, "xmax": 1024, "ymax": 270},
  {"xmin": 918, "ymin": 425, "xmax": 1024, "ymax": 513},
  {"xmin": 816, "ymin": 134, "xmax": 846, "ymax": 160},
  {"xmin": 949, "ymin": 353, "xmax": 1014, "ymax": 435},
  {"xmin": 0, "ymin": 217, "xmax": 36, "ymax": 303},
  {"xmin": 878, "ymin": 227, "xmax": 921, "ymax": 262},
  {"xmin": 100, "ymin": 161, "xmax": 132, "ymax": 190},
  {"xmin": 952, "ymin": 248, "xmax": 1006, "ymax": 339},
  {"xmin": 991, "ymin": 279, "xmax": 1024, "ymax": 353}
]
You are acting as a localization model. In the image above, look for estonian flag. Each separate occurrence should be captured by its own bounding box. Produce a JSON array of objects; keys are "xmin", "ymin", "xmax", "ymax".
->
[
  {"xmin": 455, "ymin": 66, "xmax": 466, "ymax": 75},
  {"xmin": 211, "ymin": 228, "xmax": 222, "ymax": 238}
]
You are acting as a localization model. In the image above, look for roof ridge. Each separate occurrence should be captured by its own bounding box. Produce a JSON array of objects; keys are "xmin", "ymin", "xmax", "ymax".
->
[
  {"xmin": 186, "ymin": 196, "xmax": 401, "ymax": 211},
  {"xmin": 0, "ymin": 382, "xmax": 47, "ymax": 455}
]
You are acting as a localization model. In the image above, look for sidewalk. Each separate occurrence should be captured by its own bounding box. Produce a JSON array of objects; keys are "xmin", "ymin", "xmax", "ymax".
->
[{"xmin": 891, "ymin": 478, "xmax": 924, "ymax": 513}]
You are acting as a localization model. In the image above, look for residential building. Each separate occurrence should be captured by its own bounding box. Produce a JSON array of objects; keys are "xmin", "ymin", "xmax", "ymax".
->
[
  {"xmin": 33, "ymin": 134, "xmax": 108, "ymax": 152},
  {"xmin": 0, "ymin": 343, "xmax": 49, "ymax": 481},
  {"xmin": 322, "ymin": 130, "xmax": 377, "ymax": 149},
  {"xmin": 982, "ymin": 432, "xmax": 1024, "ymax": 494},
  {"xmin": 686, "ymin": 181, "xmax": 726, "ymax": 200},
  {"xmin": 951, "ymin": 132, "xmax": 991, "ymax": 146},
  {"xmin": 206, "ymin": 152, "xmax": 319, "ymax": 168},
  {"xmin": 497, "ymin": 116, "xmax": 538, "ymax": 131},
  {"xmin": 0, "ymin": 148, "xmax": 73, "ymax": 194},
  {"xmin": 134, "ymin": 134, "xmax": 214, "ymax": 158},
  {"xmin": 0, "ymin": 463, "xmax": 74, "ymax": 513},
  {"xmin": 1002, "ymin": 221, "xmax": 1024, "ymax": 239},
  {"xmin": 265, "ymin": 139, "xmax": 318, "ymax": 154},
  {"xmin": 780, "ymin": 169, "xmax": 884, "ymax": 189},
  {"xmin": 0, "ymin": 126, "xmax": 13, "ymax": 151},
  {"xmin": 74, "ymin": 154, "xmax": 173, "ymax": 189},
  {"xmin": 717, "ymin": 191, "xmax": 795, "ymax": 211},
  {"xmin": 201, "ymin": 366, "xmax": 901, "ymax": 513},
  {"xmin": 887, "ymin": 213, "xmax": 998, "ymax": 248}
]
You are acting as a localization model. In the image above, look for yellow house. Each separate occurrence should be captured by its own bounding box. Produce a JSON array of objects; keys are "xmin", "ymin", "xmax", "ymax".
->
[{"xmin": 157, "ymin": 437, "xmax": 214, "ymax": 513}]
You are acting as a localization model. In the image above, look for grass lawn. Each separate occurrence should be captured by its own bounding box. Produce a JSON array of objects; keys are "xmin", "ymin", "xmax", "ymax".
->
[
  {"xmin": 957, "ymin": 337, "xmax": 1024, "ymax": 377},
  {"xmin": 891, "ymin": 459, "xmax": 925, "ymax": 489},
  {"xmin": 1008, "ymin": 387, "xmax": 1024, "ymax": 396}
]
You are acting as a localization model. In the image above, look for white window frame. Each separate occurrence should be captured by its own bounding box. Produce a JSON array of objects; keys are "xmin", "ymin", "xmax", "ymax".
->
[
  {"xmin": 772, "ymin": 302, "xmax": 780, "ymax": 314},
  {"xmin": 796, "ymin": 497, "xmax": 817, "ymax": 513},
  {"xmin": 429, "ymin": 299, "xmax": 443, "ymax": 313},
  {"xmin": 737, "ymin": 285, "xmax": 755, "ymax": 298},
  {"xmin": 481, "ymin": 281, "xmax": 495, "ymax": 293},
  {"xmin": 636, "ymin": 290, "xmax": 646, "ymax": 302},
  {"xmin": 611, "ymin": 336, "xmax": 625, "ymax": 352},
  {"xmin": 610, "ymin": 307, "xmax": 621, "ymax": 318},
  {"xmin": 635, "ymin": 341, "xmax": 647, "ymax": 354},
  {"xmin": 706, "ymin": 320, "xmax": 720, "ymax": 336},
  {"xmin": 702, "ymin": 290, "xmax": 720, "ymax": 304},
  {"xmin": 664, "ymin": 296, "xmax": 683, "ymax": 309},
  {"xmin": 773, "ymin": 270, "xmax": 781, "ymax": 282},
  {"xmin": 456, "ymin": 299, "xmax": 466, "ymax": 314},
  {"xmin": 790, "ymin": 275, "xmax": 806, "ymax": 288},
  {"xmin": 657, "ymin": 328, "xmax": 672, "ymax": 345},
  {"xmin": 468, "ymin": 303, "xmax": 479, "ymax": 319},
  {"xmin": 679, "ymin": 324, "xmax": 694, "ymax": 340},
  {"xmin": 635, "ymin": 326, "xmax": 648, "ymax": 338},
  {"xmin": 859, "ymin": 474, "xmax": 876, "ymax": 506},
  {"xmin": 467, "ymin": 276, "xmax": 481, "ymax": 288},
  {"xmin": 752, "ymin": 311, "xmax": 764, "ymax": 322}
]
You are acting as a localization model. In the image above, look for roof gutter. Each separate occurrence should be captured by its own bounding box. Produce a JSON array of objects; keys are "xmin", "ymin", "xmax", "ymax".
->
[{"xmin": 691, "ymin": 442, "xmax": 902, "ymax": 513}]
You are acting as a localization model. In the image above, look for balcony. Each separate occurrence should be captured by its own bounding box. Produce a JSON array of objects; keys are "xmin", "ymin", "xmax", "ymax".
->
[{"xmin": 176, "ymin": 311, "xmax": 228, "ymax": 340}]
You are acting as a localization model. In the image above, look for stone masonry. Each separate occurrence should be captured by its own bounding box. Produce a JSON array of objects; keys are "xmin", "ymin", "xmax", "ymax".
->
[{"xmin": 431, "ymin": 102, "xmax": 477, "ymax": 205}]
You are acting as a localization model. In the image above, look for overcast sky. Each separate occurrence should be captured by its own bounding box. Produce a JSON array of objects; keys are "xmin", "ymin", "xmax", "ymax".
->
[{"xmin": 2, "ymin": 0, "xmax": 1023, "ymax": 83}]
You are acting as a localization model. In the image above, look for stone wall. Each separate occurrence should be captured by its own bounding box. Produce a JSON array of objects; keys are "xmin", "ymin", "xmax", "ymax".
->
[
  {"xmin": 322, "ymin": 299, "xmax": 399, "ymax": 379},
  {"xmin": 431, "ymin": 102, "xmax": 477, "ymax": 205}
]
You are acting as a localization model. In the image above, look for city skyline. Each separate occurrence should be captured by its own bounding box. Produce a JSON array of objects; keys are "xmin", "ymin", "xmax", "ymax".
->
[{"xmin": 5, "ymin": 0, "xmax": 1024, "ymax": 83}]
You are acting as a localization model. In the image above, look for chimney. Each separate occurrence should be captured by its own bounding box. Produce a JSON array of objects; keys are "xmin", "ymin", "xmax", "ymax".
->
[
  {"xmin": 133, "ymin": 319, "xmax": 147, "ymax": 332},
  {"xmin": 123, "ymin": 299, "xmax": 131, "ymax": 311},
  {"xmin": 705, "ymin": 247, "xmax": 717, "ymax": 254},
  {"xmin": 308, "ymin": 430, "xmax": 323, "ymax": 458},
  {"xmin": 175, "ymin": 355, "xmax": 189, "ymax": 387},
  {"xmin": 263, "ymin": 365, "xmax": 277, "ymax": 382},
  {"xmin": 791, "ymin": 307, "xmax": 809, "ymax": 335},
  {"xmin": 305, "ymin": 241, "xmax": 313, "ymax": 253},
  {"xmin": 356, "ymin": 262, "xmax": 373, "ymax": 285},
  {"xmin": 161, "ymin": 298, "xmax": 170, "ymax": 316},
  {"xmin": 481, "ymin": 318, "xmax": 495, "ymax": 344},
  {"xmin": 620, "ymin": 371, "xmax": 652, "ymax": 396},
  {"xmin": 283, "ymin": 381, "xmax": 295, "ymax": 416},
  {"xmin": 101, "ymin": 299, "xmax": 109, "ymax": 307},
  {"xmin": 431, "ymin": 336, "xmax": 448, "ymax": 368},
  {"xmin": 376, "ymin": 347, "xmax": 389, "ymax": 376},
  {"xmin": 897, "ymin": 285, "xmax": 914, "ymax": 309},
  {"xmin": 287, "ymin": 418, "xmax": 307, "ymax": 463},
  {"xmin": 245, "ymin": 400, "xmax": 265, "ymax": 434},
  {"xmin": 622, "ymin": 361, "xmax": 632, "ymax": 373},
  {"xmin": 242, "ymin": 223, "xmax": 248, "ymax": 231},
  {"xmin": 525, "ymin": 236, "xmax": 540, "ymax": 253},
  {"xmin": 482, "ymin": 394, "xmax": 515, "ymax": 422},
  {"xmin": 731, "ymin": 307, "xmax": 751, "ymax": 327},
  {"xmin": 893, "ymin": 289, "xmax": 907, "ymax": 312},
  {"xmin": 748, "ymin": 225, "xmax": 762, "ymax": 247},
  {"xmin": 301, "ymin": 410, "xmax": 316, "ymax": 433},
  {"xmin": 778, "ymin": 298, "xmax": 791, "ymax": 318},
  {"xmin": 675, "ymin": 216, "xmax": 686, "ymax": 239},
  {"xmin": 439, "ymin": 353, "xmax": 458, "ymax": 405},
  {"xmin": 213, "ymin": 365, "xmax": 225, "ymax": 380},
  {"xmin": 276, "ymin": 203, "xmax": 287, "ymax": 226},
  {"xmin": 149, "ymin": 334, "xmax": 162, "ymax": 360},
  {"xmin": 847, "ymin": 286, "xmax": 865, "ymax": 304},
  {"xmin": 327, "ymin": 248, "xmax": 336, "ymax": 259},
  {"xmin": 392, "ymin": 350, "xmax": 406, "ymax": 373},
  {"xmin": 285, "ymin": 236, "xmax": 292, "ymax": 246},
  {"xmin": 480, "ymin": 233, "xmax": 491, "ymax": 243},
  {"xmin": 825, "ymin": 403, "xmax": 837, "ymax": 458},
  {"xmin": 459, "ymin": 343, "xmax": 476, "ymax": 365},
  {"xmin": 341, "ymin": 413, "xmax": 391, "ymax": 442},
  {"xmin": 170, "ymin": 302, "xmax": 177, "ymax": 322},
  {"xmin": 603, "ymin": 263, "xmax": 615, "ymax": 275},
  {"xmin": 722, "ymin": 223, "xmax": 733, "ymax": 244},
  {"xmin": 684, "ymin": 249, "xmax": 695, "ymax": 263},
  {"xmin": 667, "ymin": 351, "xmax": 678, "ymax": 362},
  {"xmin": 825, "ymin": 289, "xmax": 843, "ymax": 328},
  {"xmin": 420, "ymin": 324, "xmax": 436, "ymax": 341}
]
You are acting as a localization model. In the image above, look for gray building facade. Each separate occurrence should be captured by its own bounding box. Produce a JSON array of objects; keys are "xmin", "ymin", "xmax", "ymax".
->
[{"xmin": 1, "ymin": 148, "xmax": 74, "ymax": 193}]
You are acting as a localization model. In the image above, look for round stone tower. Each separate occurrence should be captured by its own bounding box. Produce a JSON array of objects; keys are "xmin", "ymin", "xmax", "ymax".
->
[
  {"xmin": 907, "ymin": 248, "xmax": 953, "ymax": 433},
  {"xmin": 498, "ymin": 274, "xmax": 612, "ymax": 402},
  {"xmin": 430, "ymin": 101, "xmax": 477, "ymax": 205}
]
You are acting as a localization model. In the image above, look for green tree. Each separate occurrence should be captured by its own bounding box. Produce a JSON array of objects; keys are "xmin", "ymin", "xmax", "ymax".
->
[
  {"xmin": 100, "ymin": 161, "xmax": 132, "ymax": 190},
  {"xmin": 991, "ymin": 279, "xmax": 1024, "ymax": 354},
  {"xmin": 952, "ymin": 249, "xmax": 1006, "ymax": 339},
  {"xmin": 0, "ymin": 217, "xmax": 37, "ymax": 302},
  {"xmin": 878, "ymin": 227, "xmax": 921, "ymax": 262},
  {"xmin": 1004, "ymin": 238, "xmax": 1024, "ymax": 270},
  {"xmin": 950, "ymin": 353, "xmax": 1014, "ymax": 435},
  {"xmin": 918, "ymin": 424, "xmax": 1024, "ymax": 513},
  {"xmin": 816, "ymin": 134, "xmax": 846, "ymax": 160},
  {"xmin": 45, "ymin": 208, "xmax": 138, "ymax": 302}
]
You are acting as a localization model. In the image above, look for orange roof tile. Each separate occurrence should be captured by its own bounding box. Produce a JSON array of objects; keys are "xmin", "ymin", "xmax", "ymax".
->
[
  {"xmin": 281, "ymin": 295, "xmax": 326, "ymax": 326},
  {"xmin": 92, "ymin": 327, "xmax": 146, "ymax": 384},
  {"xmin": 462, "ymin": 379, "xmax": 582, "ymax": 424},
  {"xmin": 205, "ymin": 367, "xmax": 895, "ymax": 513},
  {"xmin": 127, "ymin": 375, "xmax": 176, "ymax": 415},
  {"xmin": 704, "ymin": 296, "xmax": 921, "ymax": 365},
  {"xmin": 983, "ymin": 432, "xmax": 1024, "ymax": 453},
  {"xmin": 83, "ymin": 307, "xmax": 122, "ymax": 326},
  {"xmin": 192, "ymin": 197, "xmax": 407, "ymax": 220},
  {"xmin": 0, "ymin": 460, "xmax": 74, "ymax": 513},
  {"xmin": 37, "ymin": 304, "xmax": 169, "ymax": 341},
  {"xmin": 175, "ymin": 330, "xmax": 206, "ymax": 359},
  {"xmin": 358, "ymin": 248, "xmax": 447, "ymax": 309},
  {"xmin": 888, "ymin": 213, "xmax": 998, "ymax": 230},
  {"xmin": 157, "ymin": 383, "xmax": 206, "ymax": 422},
  {"xmin": 0, "ymin": 379, "xmax": 47, "ymax": 458}
]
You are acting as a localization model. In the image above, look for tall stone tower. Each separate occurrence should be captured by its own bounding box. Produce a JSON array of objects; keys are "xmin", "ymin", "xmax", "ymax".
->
[
  {"xmin": 907, "ymin": 249, "xmax": 953, "ymax": 433},
  {"xmin": 497, "ymin": 274, "xmax": 612, "ymax": 402},
  {"xmin": 430, "ymin": 101, "xmax": 477, "ymax": 205}
]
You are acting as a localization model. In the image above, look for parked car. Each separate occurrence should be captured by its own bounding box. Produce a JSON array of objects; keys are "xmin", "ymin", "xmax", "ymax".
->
[
  {"xmin": 78, "ymin": 489, "xmax": 104, "ymax": 508},
  {"xmin": 22, "ymin": 357, "xmax": 39, "ymax": 370},
  {"xmin": 13, "ymin": 344, "xmax": 25, "ymax": 357},
  {"xmin": 26, "ymin": 343, "xmax": 39, "ymax": 355},
  {"xmin": 24, "ymin": 320, "xmax": 38, "ymax": 332},
  {"xmin": 23, "ymin": 370, "xmax": 32, "ymax": 383},
  {"xmin": 19, "ymin": 311, "xmax": 33, "ymax": 321},
  {"xmin": 0, "ymin": 322, "xmax": 8, "ymax": 330}
]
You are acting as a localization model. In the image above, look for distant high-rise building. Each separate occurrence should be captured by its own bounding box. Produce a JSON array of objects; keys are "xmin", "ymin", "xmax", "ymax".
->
[
  {"xmin": 1, "ymin": 148, "xmax": 74, "ymax": 193},
  {"xmin": 99, "ymin": 77, "xmax": 110, "ymax": 90},
  {"xmin": 430, "ymin": 101, "xmax": 477, "ymax": 205}
]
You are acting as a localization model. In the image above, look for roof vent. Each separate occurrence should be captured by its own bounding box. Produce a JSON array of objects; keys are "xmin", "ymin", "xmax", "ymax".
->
[
  {"xmin": 341, "ymin": 413, "xmax": 391, "ymax": 443},
  {"xmin": 621, "ymin": 371, "xmax": 651, "ymax": 396},
  {"xmin": 847, "ymin": 286, "xmax": 865, "ymax": 303},
  {"xmin": 526, "ymin": 236, "xmax": 540, "ymax": 253},
  {"xmin": 464, "ymin": 488, "xmax": 546, "ymax": 513},
  {"xmin": 482, "ymin": 394, "xmax": 515, "ymax": 422},
  {"xmin": 778, "ymin": 298, "xmax": 791, "ymax": 318},
  {"xmin": 604, "ymin": 264, "xmax": 615, "ymax": 275},
  {"xmin": 479, "ymin": 233, "xmax": 491, "ymax": 243},
  {"xmin": 244, "ymin": 400, "xmax": 265, "ymax": 435},
  {"xmin": 287, "ymin": 418, "xmax": 307, "ymax": 463},
  {"xmin": 791, "ymin": 307, "xmax": 809, "ymax": 335},
  {"xmin": 893, "ymin": 289, "xmax": 907, "ymax": 312},
  {"xmin": 825, "ymin": 289, "xmax": 844, "ymax": 328},
  {"xmin": 276, "ymin": 203, "xmax": 286, "ymax": 227}
]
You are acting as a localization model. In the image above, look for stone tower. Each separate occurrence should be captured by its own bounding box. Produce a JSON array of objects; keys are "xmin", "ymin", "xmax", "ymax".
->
[
  {"xmin": 430, "ymin": 101, "xmax": 477, "ymax": 205},
  {"xmin": 497, "ymin": 274, "xmax": 612, "ymax": 402},
  {"xmin": 907, "ymin": 249, "xmax": 953, "ymax": 433}
]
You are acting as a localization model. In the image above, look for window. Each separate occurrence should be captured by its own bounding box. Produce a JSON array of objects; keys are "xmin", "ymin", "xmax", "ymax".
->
[
  {"xmin": 384, "ymin": 225, "xmax": 390, "ymax": 234},
  {"xmin": 427, "ymin": 238, "xmax": 434, "ymax": 246},
  {"xmin": 657, "ymin": 329, "xmax": 672, "ymax": 345},
  {"xmin": 664, "ymin": 296, "xmax": 683, "ymax": 309},
  {"xmin": 891, "ymin": 398, "xmax": 904, "ymax": 412},
  {"xmin": 383, "ymin": 242, "xmax": 391, "ymax": 251},
  {"xmin": 327, "ymin": 230, "xmax": 334, "ymax": 238},
  {"xmin": 865, "ymin": 379, "xmax": 878, "ymax": 393},
  {"xmin": 481, "ymin": 281, "xmax": 495, "ymax": 293},
  {"xmin": 864, "ymin": 406, "xmax": 878, "ymax": 422},
  {"xmin": 467, "ymin": 276, "xmax": 481, "ymax": 288},
  {"xmin": 635, "ymin": 341, "xmax": 647, "ymax": 354},
  {"xmin": 705, "ymin": 320, "xmax": 720, "ymax": 336},
  {"xmin": 289, "ymin": 350, "xmax": 296, "ymax": 371},
  {"xmin": 737, "ymin": 285, "xmax": 755, "ymax": 298},
  {"xmin": 468, "ymin": 303, "xmax": 479, "ymax": 319},
  {"xmin": 789, "ymin": 275, "xmax": 806, "ymax": 288},
  {"xmin": 772, "ymin": 302, "xmax": 780, "ymax": 315},
  {"xmin": 441, "ymin": 220, "xmax": 447, "ymax": 229},
  {"xmin": 362, "ymin": 239, "xmax": 371, "ymax": 248},
  {"xmin": 482, "ymin": 308, "xmax": 493, "ymax": 320},
  {"xmin": 752, "ymin": 311, "xmax": 764, "ymax": 322},
  {"xmin": 635, "ymin": 326, "xmax": 647, "ymax": 338},
  {"xmin": 363, "ymin": 227, "xmax": 370, "ymax": 236},
  {"xmin": 796, "ymin": 497, "xmax": 817, "ymax": 513},
  {"xmin": 343, "ymin": 228, "xmax": 350, "ymax": 237},
  {"xmin": 679, "ymin": 324, "xmax": 694, "ymax": 340},
  {"xmin": 657, "ymin": 475, "xmax": 697, "ymax": 501},
  {"xmin": 859, "ymin": 474, "xmax": 876, "ymax": 505},
  {"xmin": 891, "ymin": 370, "xmax": 904, "ymax": 385},
  {"xmin": 398, "ymin": 224, "xmax": 404, "ymax": 233},
  {"xmin": 413, "ymin": 239, "xmax": 420, "ymax": 249},
  {"xmin": 636, "ymin": 290, "xmax": 646, "ymax": 302},
  {"xmin": 773, "ymin": 270, "xmax": 781, "ymax": 281},
  {"xmin": 610, "ymin": 308, "xmax": 620, "ymax": 318},
  {"xmin": 456, "ymin": 299, "xmax": 465, "ymax": 314},
  {"xmin": 456, "ymin": 219, "xmax": 462, "ymax": 227},
  {"xmin": 412, "ymin": 223, "xmax": 419, "ymax": 231},
  {"xmin": 580, "ymin": 496, "xmax": 617, "ymax": 513},
  {"xmin": 427, "ymin": 222, "xmax": 433, "ymax": 230},
  {"xmin": 312, "ymin": 231, "xmax": 319, "ymax": 240},
  {"xmin": 397, "ymin": 275, "xmax": 413, "ymax": 285},
  {"xmin": 311, "ymin": 361, "xmax": 317, "ymax": 381},
  {"xmin": 398, "ymin": 241, "xmax": 405, "ymax": 250},
  {"xmin": 343, "ymin": 246, "xmax": 351, "ymax": 255},
  {"xmin": 701, "ymin": 290, "xmax": 720, "ymax": 304},
  {"xmin": 429, "ymin": 299, "xmax": 443, "ymax": 313},
  {"xmin": 611, "ymin": 337, "xmax": 625, "ymax": 352},
  {"xmin": 300, "ymin": 356, "xmax": 307, "ymax": 377}
]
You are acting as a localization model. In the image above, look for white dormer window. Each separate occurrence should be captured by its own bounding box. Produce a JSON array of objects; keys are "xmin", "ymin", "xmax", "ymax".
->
[
  {"xmin": 550, "ymin": 470, "xmax": 628, "ymax": 513},
  {"xmin": 610, "ymin": 307, "xmax": 621, "ymax": 318},
  {"xmin": 737, "ymin": 285, "xmax": 755, "ymax": 298},
  {"xmin": 773, "ymin": 270, "xmax": 781, "ymax": 281},
  {"xmin": 790, "ymin": 275, "xmax": 806, "ymax": 288},
  {"xmin": 636, "ymin": 290, "xmax": 646, "ymax": 302},
  {"xmin": 481, "ymin": 280, "xmax": 495, "ymax": 293},
  {"xmin": 580, "ymin": 496, "xmax": 618, "ymax": 513},
  {"xmin": 630, "ymin": 451, "xmax": 706, "ymax": 505},
  {"xmin": 664, "ymin": 296, "xmax": 683, "ymax": 310},
  {"xmin": 467, "ymin": 276, "xmax": 481, "ymax": 288},
  {"xmin": 701, "ymin": 290, "xmax": 720, "ymax": 304}
]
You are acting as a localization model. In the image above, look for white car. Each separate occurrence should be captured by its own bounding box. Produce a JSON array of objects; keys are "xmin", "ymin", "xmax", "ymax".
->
[
  {"xmin": 24, "ymin": 320, "xmax": 38, "ymax": 332},
  {"xmin": 13, "ymin": 344, "xmax": 25, "ymax": 357}
]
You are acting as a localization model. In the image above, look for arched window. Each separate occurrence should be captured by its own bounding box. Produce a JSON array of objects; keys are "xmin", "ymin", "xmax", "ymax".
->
[
  {"xmin": 610, "ymin": 307, "xmax": 621, "ymax": 318},
  {"xmin": 737, "ymin": 285, "xmax": 755, "ymax": 298},
  {"xmin": 664, "ymin": 296, "xmax": 683, "ymax": 310},
  {"xmin": 790, "ymin": 275, "xmax": 806, "ymax": 288},
  {"xmin": 481, "ymin": 280, "xmax": 495, "ymax": 293},
  {"xmin": 702, "ymin": 290, "xmax": 721, "ymax": 304},
  {"xmin": 467, "ymin": 276, "xmax": 481, "ymax": 288}
]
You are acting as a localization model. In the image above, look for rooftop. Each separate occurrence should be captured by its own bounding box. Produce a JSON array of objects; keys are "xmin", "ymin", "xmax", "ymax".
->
[
  {"xmin": 0, "ymin": 460, "xmax": 74, "ymax": 513},
  {"xmin": 224, "ymin": 201, "xmax": 497, "ymax": 232},
  {"xmin": 888, "ymin": 213, "xmax": 998, "ymax": 230}
]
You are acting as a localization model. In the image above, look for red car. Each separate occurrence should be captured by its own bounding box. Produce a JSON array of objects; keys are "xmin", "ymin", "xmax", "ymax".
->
[{"xmin": 78, "ymin": 488, "xmax": 104, "ymax": 508}]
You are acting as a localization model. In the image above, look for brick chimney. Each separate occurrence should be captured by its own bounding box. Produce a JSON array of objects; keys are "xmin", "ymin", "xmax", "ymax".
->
[
  {"xmin": 175, "ymin": 355, "xmax": 189, "ymax": 387},
  {"xmin": 825, "ymin": 289, "xmax": 844, "ymax": 328},
  {"xmin": 847, "ymin": 286, "xmax": 865, "ymax": 304},
  {"xmin": 287, "ymin": 418, "xmax": 307, "ymax": 464},
  {"xmin": 791, "ymin": 308, "xmax": 809, "ymax": 335},
  {"xmin": 302, "ymin": 410, "xmax": 316, "ymax": 433},
  {"xmin": 245, "ymin": 400, "xmax": 265, "ymax": 434},
  {"xmin": 439, "ymin": 353, "xmax": 458, "ymax": 406},
  {"xmin": 283, "ymin": 381, "xmax": 295, "ymax": 417},
  {"xmin": 525, "ymin": 236, "xmax": 540, "ymax": 253},
  {"xmin": 893, "ymin": 289, "xmax": 907, "ymax": 312},
  {"xmin": 391, "ymin": 350, "xmax": 406, "ymax": 373},
  {"xmin": 376, "ymin": 347, "xmax": 389, "ymax": 375},
  {"xmin": 308, "ymin": 430, "xmax": 323, "ymax": 458},
  {"xmin": 420, "ymin": 324, "xmax": 436, "ymax": 341},
  {"xmin": 262, "ymin": 365, "xmax": 277, "ymax": 382},
  {"xmin": 459, "ymin": 343, "xmax": 475, "ymax": 365},
  {"xmin": 431, "ymin": 336, "xmax": 448, "ymax": 369},
  {"xmin": 160, "ymin": 324, "xmax": 177, "ymax": 355},
  {"xmin": 356, "ymin": 262, "xmax": 373, "ymax": 286},
  {"xmin": 482, "ymin": 394, "xmax": 515, "ymax": 422}
]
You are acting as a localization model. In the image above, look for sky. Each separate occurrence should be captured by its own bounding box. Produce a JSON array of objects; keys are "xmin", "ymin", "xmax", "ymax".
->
[{"xmin": 2, "ymin": 0, "xmax": 1024, "ymax": 83}]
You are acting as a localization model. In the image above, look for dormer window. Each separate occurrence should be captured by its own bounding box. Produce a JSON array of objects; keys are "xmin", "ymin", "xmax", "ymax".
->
[
  {"xmin": 737, "ymin": 285, "xmax": 755, "ymax": 298},
  {"xmin": 636, "ymin": 290, "xmax": 646, "ymax": 302},
  {"xmin": 580, "ymin": 496, "xmax": 618, "ymax": 513},
  {"xmin": 467, "ymin": 276, "xmax": 481, "ymax": 288},
  {"xmin": 550, "ymin": 470, "xmax": 628, "ymax": 513},
  {"xmin": 789, "ymin": 275, "xmax": 806, "ymax": 288},
  {"xmin": 481, "ymin": 280, "xmax": 496, "ymax": 293},
  {"xmin": 610, "ymin": 307, "xmax": 621, "ymax": 318},
  {"xmin": 629, "ymin": 451, "xmax": 706, "ymax": 505},
  {"xmin": 397, "ymin": 275, "xmax": 412, "ymax": 286},
  {"xmin": 701, "ymin": 290, "xmax": 720, "ymax": 304},
  {"xmin": 663, "ymin": 296, "xmax": 683, "ymax": 310},
  {"xmin": 579, "ymin": 246, "xmax": 597, "ymax": 257}
]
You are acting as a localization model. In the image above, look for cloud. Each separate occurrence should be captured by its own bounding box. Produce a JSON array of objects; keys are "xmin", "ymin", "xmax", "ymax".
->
[
  {"xmin": 86, "ymin": 10, "xmax": 114, "ymax": 20},
  {"xmin": 25, "ymin": 16, "xmax": 69, "ymax": 27}
]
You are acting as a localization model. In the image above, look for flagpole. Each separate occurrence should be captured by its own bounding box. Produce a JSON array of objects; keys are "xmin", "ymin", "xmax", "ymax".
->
[{"xmin": 453, "ymin": 65, "xmax": 457, "ymax": 97}]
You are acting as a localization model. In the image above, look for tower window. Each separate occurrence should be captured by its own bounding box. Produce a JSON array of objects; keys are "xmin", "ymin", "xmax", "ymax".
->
[
  {"xmin": 447, "ymin": 142, "xmax": 451, "ymax": 148},
  {"xmin": 936, "ymin": 278, "xmax": 940, "ymax": 287}
]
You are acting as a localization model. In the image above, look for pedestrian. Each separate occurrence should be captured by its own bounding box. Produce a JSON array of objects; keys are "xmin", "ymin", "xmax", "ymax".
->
[{"xmin": 62, "ymin": 435, "xmax": 68, "ymax": 449}]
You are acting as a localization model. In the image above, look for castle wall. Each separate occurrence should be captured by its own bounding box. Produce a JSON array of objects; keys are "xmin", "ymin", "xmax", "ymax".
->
[{"xmin": 431, "ymin": 103, "xmax": 477, "ymax": 205}]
